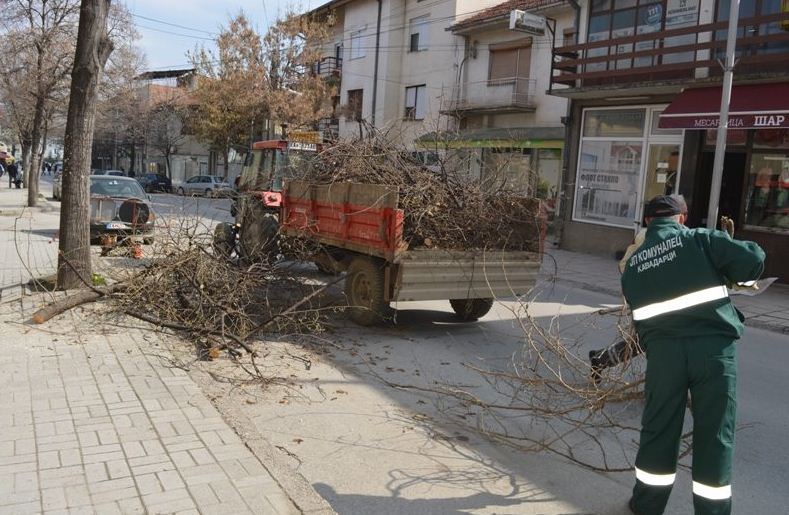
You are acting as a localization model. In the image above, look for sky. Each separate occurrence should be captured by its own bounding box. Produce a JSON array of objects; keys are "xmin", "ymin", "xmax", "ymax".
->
[{"xmin": 127, "ymin": 0, "xmax": 327, "ymax": 70}]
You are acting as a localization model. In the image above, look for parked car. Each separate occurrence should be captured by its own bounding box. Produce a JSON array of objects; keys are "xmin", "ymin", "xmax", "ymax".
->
[
  {"xmin": 89, "ymin": 176, "xmax": 155, "ymax": 244},
  {"xmin": 92, "ymin": 169, "xmax": 126, "ymax": 176},
  {"xmin": 177, "ymin": 175, "xmax": 233, "ymax": 197},
  {"xmin": 138, "ymin": 173, "xmax": 172, "ymax": 193}
]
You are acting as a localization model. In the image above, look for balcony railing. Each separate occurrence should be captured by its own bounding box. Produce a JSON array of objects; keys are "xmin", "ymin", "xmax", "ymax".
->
[
  {"xmin": 311, "ymin": 56, "xmax": 342, "ymax": 80},
  {"xmin": 443, "ymin": 77, "xmax": 537, "ymax": 114},
  {"xmin": 551, "ymin": 12, "xmax": 789, "ymax": 91}
]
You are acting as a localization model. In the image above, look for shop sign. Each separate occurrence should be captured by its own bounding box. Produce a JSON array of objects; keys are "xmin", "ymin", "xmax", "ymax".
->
[
  {"xmin": 666, "ymin": 0, "xmax": 699, "ymax": 28},
  {"xmin": 661, "ymin": 113, "xmax": 789, "ymax": 129}
]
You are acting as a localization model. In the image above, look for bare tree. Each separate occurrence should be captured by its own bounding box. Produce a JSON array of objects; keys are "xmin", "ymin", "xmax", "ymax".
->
[
  {"xmin": 147, "ymin": 100, "xmax": 187, "ymax": 178},
  {"xmin": 56, "ymin": 0, "xmax": 113, "ymax": 289},
  {"xmin": 190, "ymin": 11, "xmax": 334, "ymax": 177},
  {"xmin": 0, "ymin": 0, "xmax": 81, "ymax": 207}
]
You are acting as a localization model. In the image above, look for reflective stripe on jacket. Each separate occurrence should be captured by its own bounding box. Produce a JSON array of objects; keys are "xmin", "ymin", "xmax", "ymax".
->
[{"xmin": 621, "ymin": 219, "xmax": 765, "ymax": 342}]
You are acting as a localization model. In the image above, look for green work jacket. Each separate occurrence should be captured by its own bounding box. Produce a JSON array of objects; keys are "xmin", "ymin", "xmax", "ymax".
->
[{"xmin": 621, "ymin": 218, "xmax": 765, "ymax": 342}]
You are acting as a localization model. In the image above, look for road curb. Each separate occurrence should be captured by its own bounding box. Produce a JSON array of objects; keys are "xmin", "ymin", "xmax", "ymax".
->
[{"xmin": 187, "ymin": 364, "xmax": 337, "ymax": 515}]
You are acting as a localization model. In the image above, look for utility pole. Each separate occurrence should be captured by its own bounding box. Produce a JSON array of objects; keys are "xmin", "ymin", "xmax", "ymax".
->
[{"xmin": 707, "ymin": 0, "xmax": 740, "ymax": 229}]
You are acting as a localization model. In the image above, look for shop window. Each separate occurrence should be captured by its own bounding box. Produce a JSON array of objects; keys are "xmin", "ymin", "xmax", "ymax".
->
[
  {"xmin": 744, "ymin": 152, "xmax": 789, "ymax": 233},
  {"xmin": 753, "ymin": 129, "xmax": 789, "ymax": 149},
  {"xmin": 575, "ymin": 108, "xmax": 648, "ymax": 228},
  {"xmin": 583, "ymin": 109, "xmax": 646, "ymax": 137}
]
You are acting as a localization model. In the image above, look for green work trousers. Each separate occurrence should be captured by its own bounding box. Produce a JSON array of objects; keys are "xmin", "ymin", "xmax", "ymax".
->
[{"xmin": 631, "ymin": 337, "xmax": 737, "ymax": 515}]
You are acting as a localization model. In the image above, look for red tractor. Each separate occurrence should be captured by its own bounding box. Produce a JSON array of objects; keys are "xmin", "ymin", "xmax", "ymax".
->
[{"xmin": 214, "ymin": 133, "xmax": 323, "ymax": 262}]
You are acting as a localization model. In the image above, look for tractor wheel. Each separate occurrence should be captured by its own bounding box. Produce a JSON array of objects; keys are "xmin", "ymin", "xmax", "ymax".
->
[
  {"xmin": 345, "ymin": 256, "xmax": 392, "ymax": 326},
  {"xmin": 212, "ymin": 222, "xmax": 235, "ymax": 257},
  {"xmin": 239, "ymin": 209, "xmax": 279, "ymax": 264},
  {"xmin": 449, "ymin": 298, "xmax": 494, "ymax": 321}
]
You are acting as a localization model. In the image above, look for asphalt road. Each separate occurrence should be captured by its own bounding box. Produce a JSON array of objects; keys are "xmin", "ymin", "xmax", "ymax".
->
[
  {"xmin": 218, "ymin": 282, "xmax": 788, "ymax": 515},
  {"xmin": 39, "ymin": 177, "xmax": 787, "ymax": 513}
]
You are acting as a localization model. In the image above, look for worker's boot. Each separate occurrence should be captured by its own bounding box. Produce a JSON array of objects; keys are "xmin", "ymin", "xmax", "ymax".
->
[{"xmin": 589, "ymin": 350, "xmax": 604, "ymax": 385}]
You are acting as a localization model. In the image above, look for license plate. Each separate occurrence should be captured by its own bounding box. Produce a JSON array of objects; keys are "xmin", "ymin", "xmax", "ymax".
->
[{"xmin": 106, "ymin": 222, "xmax": 125, "ymax": 230}]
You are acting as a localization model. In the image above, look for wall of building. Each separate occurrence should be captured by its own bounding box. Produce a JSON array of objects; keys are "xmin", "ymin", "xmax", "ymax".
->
[
  {"xmin": 460, "ymin": 6, "xmax": 573, "ymax": 129},
  {"xmin": 331, "ymin": 0, "xmax": 505, "ymax": 147}
]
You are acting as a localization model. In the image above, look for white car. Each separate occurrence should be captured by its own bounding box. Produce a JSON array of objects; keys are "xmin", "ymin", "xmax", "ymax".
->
[{"xmin": 177, "ymin": 175, "xmax": 232, "ymax": 197}]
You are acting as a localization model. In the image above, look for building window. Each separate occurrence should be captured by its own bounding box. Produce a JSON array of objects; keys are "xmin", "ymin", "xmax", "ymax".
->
[
  {"xmin": 350, "ymin": 30, "xmax": 365, "ymax": 59},
  {"xmin": 409, "ymin": 15, "xmax": 429, "ymax": 52},
  {"xmin": 488, "ymin": 41, "xmax": 531, "ymax": 83},
  {"xmin": 585, "ymin": 0, "xmax": 701, "ymax": 72},
  {"xmin": 574, "ymin": 108, "xmax": 647, "ymax": 228},
  {"xmin": 404, "ymin": 85, "xmax": 427, "ymax": 120},
  {"xmin": 347, "ymin": 89, "xmax": 363, "ymax": 121}
]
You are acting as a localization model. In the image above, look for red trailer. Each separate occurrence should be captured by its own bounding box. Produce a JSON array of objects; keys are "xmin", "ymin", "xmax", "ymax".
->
[{"xmin": 279, "ymin": 180, "xmax": 544, "ymax": 325}]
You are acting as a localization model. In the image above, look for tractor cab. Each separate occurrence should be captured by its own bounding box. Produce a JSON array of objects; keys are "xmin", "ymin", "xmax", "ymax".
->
[{"xmin": 238, "ymin": 132, "xmax": 323, "ymax": 203}]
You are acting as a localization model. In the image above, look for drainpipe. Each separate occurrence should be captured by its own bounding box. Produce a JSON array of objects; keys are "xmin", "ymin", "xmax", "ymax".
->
[{"xmin": 371, "ymin": 0, "xmax": 383, "ymax": 126}]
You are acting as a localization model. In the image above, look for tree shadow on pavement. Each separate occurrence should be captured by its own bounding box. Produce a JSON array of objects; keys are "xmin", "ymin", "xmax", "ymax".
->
[{"xmin": 313, "ymin": 482, "xmax": 599, "ymax": 515}]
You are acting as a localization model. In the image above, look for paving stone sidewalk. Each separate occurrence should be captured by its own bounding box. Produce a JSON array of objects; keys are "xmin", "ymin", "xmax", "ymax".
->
[
  {"xmin": 0, "ymin": 305, "xmax": 303, "ymax": 515},
  {"xmin": 0, "ymin": 185, "xmax": 333, "ymax": 514}
]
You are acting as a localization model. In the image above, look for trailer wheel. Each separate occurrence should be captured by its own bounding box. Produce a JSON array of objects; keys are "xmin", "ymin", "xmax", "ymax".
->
[
  {"xmin": 345, "ymin": 257, "xmax": 392, "ymax": 326},
  {"xmin": 449, "ymin": 298, "xmax": 494, "ymax": 321},
  {"xmin": 239, "ymin": 209, "xmax": 279, "ymax": 264}
]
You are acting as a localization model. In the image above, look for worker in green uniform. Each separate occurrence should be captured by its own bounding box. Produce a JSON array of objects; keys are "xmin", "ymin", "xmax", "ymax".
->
[{"xmin": 621, "ymin": 195, "xmax": 765, "ymax": 515}]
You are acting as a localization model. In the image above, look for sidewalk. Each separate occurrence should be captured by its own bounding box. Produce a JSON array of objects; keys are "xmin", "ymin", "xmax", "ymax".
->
[
  {"xmin": 0, "ymin": 186, "xmax": 335, "ymax": 513},
  {"xmin": 543, "ymin": 246, "xmax": 789, "ymax": 334}
]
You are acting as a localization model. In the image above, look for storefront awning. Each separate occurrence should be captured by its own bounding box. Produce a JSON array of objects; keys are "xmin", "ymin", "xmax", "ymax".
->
[
  {"xmin": 659, "ymin": 83, "xmax": 789, "ymax": 130},
  {"xmin": 417, "ymin": 127, "xmax": 565, "ymax": 149}
]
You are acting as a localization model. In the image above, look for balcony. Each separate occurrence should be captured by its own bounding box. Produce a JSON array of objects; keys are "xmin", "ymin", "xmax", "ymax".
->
[
  {"xmin": 311, "ymin": 56, "xmax": 342, "ymax": 81},
  {"xmin": 551, "ymin": 12, "xmax": 789, "ymax": 96},
  {"xmin": 442, "ymin": 77, "xmax": 537, "ymax": 115}
]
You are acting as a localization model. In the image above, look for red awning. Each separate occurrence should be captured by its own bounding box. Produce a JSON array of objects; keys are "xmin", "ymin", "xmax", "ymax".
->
[{"xmin": 659, "ymin": 83, "xmax": 789, "ymax": 130}]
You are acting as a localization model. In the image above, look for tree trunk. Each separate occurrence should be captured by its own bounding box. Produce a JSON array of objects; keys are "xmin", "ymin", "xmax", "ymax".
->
[
  {"xmin": 57, "ymin": 0, "xmax": 114, "ymax": 291},
  {"xmin": 129, "ymin": 143, "xmax": 136, "ymax": 175},
  {"xmin": 223, "ymin": 148, "xmax": 229, "ymax": 180},
  {"xmin": 27, "ymin": 97, "xmax": 46, "ymax": 207},
  {"xmin": 20, "ymin": 136, "xmax": 32, "ymax": 187}
]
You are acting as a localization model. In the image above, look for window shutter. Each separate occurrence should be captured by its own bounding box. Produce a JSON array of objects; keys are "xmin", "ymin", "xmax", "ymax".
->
[{"xmin": 489, "ymin": 49, "xmax": 518, "ymax": 82}]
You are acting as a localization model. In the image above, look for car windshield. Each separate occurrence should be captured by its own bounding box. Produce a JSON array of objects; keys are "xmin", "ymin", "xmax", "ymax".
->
[
  {"xmin": 211, "ymin": 176, "xmax": 225, "ymax": 183},
  {"xmin": 90, "ymin": 177, "xmax": 146, "ymax": 199}
]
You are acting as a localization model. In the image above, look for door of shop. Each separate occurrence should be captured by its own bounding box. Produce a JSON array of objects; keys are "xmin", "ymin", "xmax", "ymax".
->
[{"xmin": 690, "ymin": 151, "xmax": 747, "ymax": 228}]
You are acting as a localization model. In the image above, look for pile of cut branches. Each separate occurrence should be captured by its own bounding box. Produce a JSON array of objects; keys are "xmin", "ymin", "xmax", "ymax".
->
[{"xmin": 296, "ymin": 138, "xmax": 543, "ymax": 252}]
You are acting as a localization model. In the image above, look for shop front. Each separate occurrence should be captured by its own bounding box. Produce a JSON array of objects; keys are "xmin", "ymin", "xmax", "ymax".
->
[
  {"xmin": 561, "ymin": 103, "xmax": 684, "ymax": 256},
  {"xmin": 660, "ymin": 83, "xmax": 789, "ymax": 281}
]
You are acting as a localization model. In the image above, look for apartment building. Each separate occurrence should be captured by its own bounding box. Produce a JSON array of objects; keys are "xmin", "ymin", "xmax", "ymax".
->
[
  {"xmin": 550, "ymin": 0, "xmax": 789, "ymax": 280},
  {"xmin": 311, "ymin": 0, "xmax": 572, "ymax": 218}
]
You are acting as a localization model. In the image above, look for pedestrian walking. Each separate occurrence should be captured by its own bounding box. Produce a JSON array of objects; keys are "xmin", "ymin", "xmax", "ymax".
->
[
  {"xmin": 7, "ymin": 159, "xmax": 20, "ymax": 189},
  {"xmin": 621, "ymin": 195, "xmax": 765, "ymax": 515}
]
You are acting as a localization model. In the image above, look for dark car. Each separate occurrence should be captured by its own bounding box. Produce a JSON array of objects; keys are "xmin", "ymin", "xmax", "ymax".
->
[
  {"xmin": 138, "ymin": 173, "xmax": 172, "ymax": 193},
  {"xmin": 90, "ymin": 176, "xmax": 155, "ymax": 243}
]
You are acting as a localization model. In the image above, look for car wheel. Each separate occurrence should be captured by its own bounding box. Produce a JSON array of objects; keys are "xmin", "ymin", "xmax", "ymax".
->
[
  {"xmin": 177, "ymin": 187, "xmax": 185, "ymax": 196},
  {"xmin": 205, "ymin": 188, "xmax": 213, "ymax": 198},
  {"xmin": 143, "ymin": 237, "xmax": 155, "ymax": 245}
]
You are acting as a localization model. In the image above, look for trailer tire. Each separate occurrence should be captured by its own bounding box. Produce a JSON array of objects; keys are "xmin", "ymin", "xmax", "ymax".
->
[
  {"xmin": 449, "ymin": 298, "xmax": 494, "ymax": 321},
  {"xmin": 345, "ymin": 257, "xmax": 392, "ymax": 326}
]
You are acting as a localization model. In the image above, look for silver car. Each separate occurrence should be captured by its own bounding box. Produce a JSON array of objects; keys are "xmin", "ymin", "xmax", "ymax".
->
[{"xmin": 177, "ymin": 175, "xmax": 232, "ymax": 197}]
